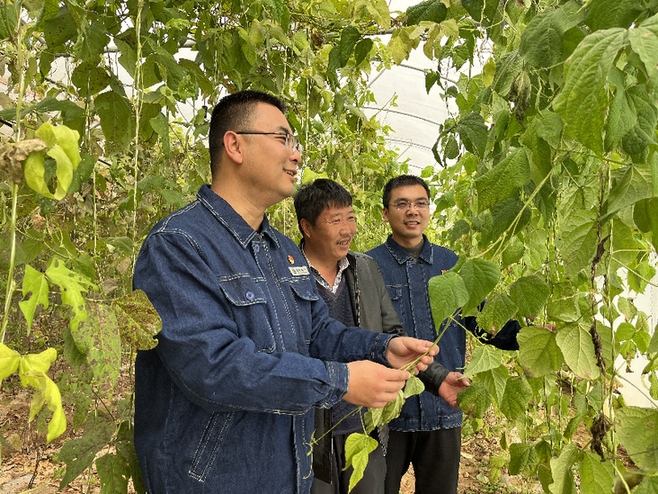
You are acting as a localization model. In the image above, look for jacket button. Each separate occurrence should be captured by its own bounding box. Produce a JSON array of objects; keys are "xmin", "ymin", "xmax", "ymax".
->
[
  {"xmin": 254, "ymin": 244, "xmax": 260, "ymax": 253},
  {"xmin": 246, "ymin": 291, "xmax": 255, "ymax": 301}
]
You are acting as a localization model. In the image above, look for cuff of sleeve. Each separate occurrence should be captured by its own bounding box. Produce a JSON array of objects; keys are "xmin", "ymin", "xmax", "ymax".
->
[
  {"xmin": 374, "ymin": 333, "xmax": 397, "ymax": 367},
  {"xmin": 317, "ymin": 361, "xmax": 349, "ymax": 408}
]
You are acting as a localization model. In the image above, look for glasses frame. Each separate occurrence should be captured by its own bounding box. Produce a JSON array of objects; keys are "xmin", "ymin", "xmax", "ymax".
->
[
  {"xmin": 390, "ymin": 199, "xmax": 430, "ymax": 211},
  {"xmin": 235, "ymin": 131, "xmax": 302, "ymax": 152}
]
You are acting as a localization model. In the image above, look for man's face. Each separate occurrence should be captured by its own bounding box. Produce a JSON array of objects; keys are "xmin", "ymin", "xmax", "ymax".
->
[
  {"xmin": 239, "ymin": 102, "xmax": 301, "ymax": 206},
  {"xmin": 382, "ymin": 184, "xmax": 430, "ymax": 248},
  {"xmin": 303, "ymin": 205, "xmax": 357, "ymax": 263}
]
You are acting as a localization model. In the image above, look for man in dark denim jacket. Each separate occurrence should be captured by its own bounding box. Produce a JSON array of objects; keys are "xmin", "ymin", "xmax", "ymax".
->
[
  {"xmin": 132, "ymin": 92, "xmax": 438, "ymax": 494},
  {"xmin": 294, "ymin": 179, "xmax": 468, "ymax": 494},
  {"xmin": 367, "ymin": 175, "xmax": 520, "ymax": 494}
]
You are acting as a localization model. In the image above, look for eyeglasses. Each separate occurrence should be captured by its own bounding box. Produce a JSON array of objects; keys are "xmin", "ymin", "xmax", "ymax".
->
[
  {"xmin": 390, "ymin": 199, "xmax": 430, "ymax": 210},
  {"xmin": 235, "ymin": 131, "xmax": 302, "ymax": 153}
]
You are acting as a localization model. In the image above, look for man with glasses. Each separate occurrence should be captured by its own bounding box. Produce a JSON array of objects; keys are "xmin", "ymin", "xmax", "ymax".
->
[
  {"xmin": 132, "ymin": 92, "xmax": 438, "ymax": 494},
  {"xmin": 367, "ymin": 175, "xmax": 520, "ymax": 494}
]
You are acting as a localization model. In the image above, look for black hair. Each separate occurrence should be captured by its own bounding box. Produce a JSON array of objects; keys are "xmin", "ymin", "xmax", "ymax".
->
[
  {"xmin": 382, "ymin": 175, "xmax": 430, "ymax": 208},
  {"xmin": 208, "ymin": 90, "xmax": 286, "ymax": 178},
  {"xmin": 293, "ymin": 179, "xmax": 352, "ymax": 237}
]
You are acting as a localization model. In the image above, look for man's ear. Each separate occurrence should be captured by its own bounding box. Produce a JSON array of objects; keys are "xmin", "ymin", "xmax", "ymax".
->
[
  {"xmin": 223, "ymin": 131, "xmax": 244, "ymax": 164},
  {"xmin": 300, "ymin": 218, "xmax": 312, "ymax": 238},
  {"xmin": 382, "ymin": 208, "xmax": 390, "ymax": 223}
]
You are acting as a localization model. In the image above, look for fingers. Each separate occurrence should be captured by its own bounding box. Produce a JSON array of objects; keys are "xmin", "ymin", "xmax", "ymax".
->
[{"xmin": 344, "ymin": 361, "xmax": 411, "ymax": 408}]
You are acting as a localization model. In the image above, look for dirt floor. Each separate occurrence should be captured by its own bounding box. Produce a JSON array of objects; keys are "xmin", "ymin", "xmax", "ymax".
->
[{"xmin": 1, "ymin": 387, "xmax": 540, "ymax": 494}]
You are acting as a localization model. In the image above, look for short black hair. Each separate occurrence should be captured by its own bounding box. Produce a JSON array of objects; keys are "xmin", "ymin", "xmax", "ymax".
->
[
  {"xmin": 293, "ymin": 179, "xmax": 352, "ymax": 237},
  {"xmin": 382, "ymin": 175, "xmax": 430, "ymax": 208},
  {"xmin": 208, "ymin": 90, "xmax": 286, "ymax": 178}
]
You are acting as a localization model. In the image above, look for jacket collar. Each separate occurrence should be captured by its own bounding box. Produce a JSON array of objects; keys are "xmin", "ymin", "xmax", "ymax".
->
[
  {"xmin": 384, "ymin": 234, "xmax": 433, "ymax": 265},
  {"xmin": 197, "ymin": 184, "xmax": 280, "ymax": 250}
]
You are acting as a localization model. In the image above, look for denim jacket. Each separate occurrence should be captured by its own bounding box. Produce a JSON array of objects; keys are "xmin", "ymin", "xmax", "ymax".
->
[
  {"xmin": 133, "ymin": 185, "xmax": 395, "ymax": 493},
  {"xmin": 368, "ymin": 235, "xmax": 464, "ymax": 431}
]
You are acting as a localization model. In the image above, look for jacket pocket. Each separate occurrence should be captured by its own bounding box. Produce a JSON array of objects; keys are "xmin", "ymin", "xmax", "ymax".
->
[
  {"xmin": 217, "ymin": 274, "xmax": 276, "ymax": 352},
  {"xmin": 386, "ymin": 285, "xmax": 406, "ymax": 323},
  {"xmin": 188, "ymin": 411, "xmax": 234, "ymax": 482},
  {"xmin": 288, "ymin": 279, "xmax": 320, "ymax": 346}
]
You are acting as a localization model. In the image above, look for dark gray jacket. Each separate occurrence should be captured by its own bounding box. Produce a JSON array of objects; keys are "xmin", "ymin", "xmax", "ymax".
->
[{"xmin": 313, "ymin": 251, "xmax": 449, "ymax": 482}]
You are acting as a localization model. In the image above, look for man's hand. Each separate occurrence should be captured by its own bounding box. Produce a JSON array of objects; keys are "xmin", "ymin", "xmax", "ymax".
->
[
  {"xmin": 438, "ymin": 372, "xmax": 470, "ymax": 409},
  {"xmin": 386, "ymin": 336, "xmax": 438, "ymax": 372},
  {"xmin": 343, "ymin": 361, "xmax": 411, "ymax": 408}
]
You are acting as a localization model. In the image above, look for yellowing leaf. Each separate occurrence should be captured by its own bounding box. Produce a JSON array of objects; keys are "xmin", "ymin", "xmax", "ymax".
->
[
  {"xmin": 19, "ymin": 264, "xmax": 50, "ymax": 332},
  {"xmin": 344, "ymin": 432, "xmax": 378, "ymax": 492},
  {"xmin": 483, "ymin": 57, "xmax": 496, "ymax": 87},
  {"xmin": 0, "ymin": 343, "xmax": 21, "ymax": 381}
]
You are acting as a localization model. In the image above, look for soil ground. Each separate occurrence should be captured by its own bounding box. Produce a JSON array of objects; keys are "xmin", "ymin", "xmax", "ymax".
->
[{"xmin": 1, "ymin": 387, "xmax": 540, "ymax": 494}]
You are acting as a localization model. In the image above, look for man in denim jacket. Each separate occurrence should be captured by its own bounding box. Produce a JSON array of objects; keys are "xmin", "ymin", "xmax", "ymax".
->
[
  {"xmin": 132, "ymin": 92, "xmax": 437, "ymax": 494},
  {"xmin": 367, "ymin": 175, "xmax": 520, "ymax": 494}
]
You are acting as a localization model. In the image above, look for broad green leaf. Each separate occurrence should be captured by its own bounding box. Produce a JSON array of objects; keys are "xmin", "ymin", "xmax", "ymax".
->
[
  {"xmin": 553, "ymin": 28, "xmax": 626, "ymax": 154},
  {"xmin": 555, "ymin": 322, "xmax": 601, "ymax": 380},
  {"xmin": 463, "ymin": 345, "xmax": 503, "ymax": 379},
  {"xmin": 458, "ymin": 258, "xmax": 500, "ymax": 314},
  {"xmin": 607, "ymin": 163, "xmax": 654, "ymax": 217},
  {"xmin": 547, "ymin": 283, "xmax": 582, "ymax": 323},
  {"xmin": 381, "ymin": 390, "xmax": 405, "ymax": 423},
  {"xmin": 628, "ymin": 14, "xmax": 658, "ymax": 81},
  {"xmin": 59, "ymin": 412, "xmax": 116, "ymax": 487},
  {"xmin": 477, "ymin": 365, "xmax": 509, "ymax": 405},
  {"xmin": 476, "ymin": 293, "xmax": 518, "ymax": 336},
  {"xmin": 354, "ymin": 39, "xmax": 373, "ymax": 66},
  {"xmin": 586, "ymin": 0, "xmax": 643, "ymax": 31},
  {"xmin": 517, "ymin": 327, "xmax": 562, "ymax": 377},
  {"xmin": 579, "ymin": 451, "xmax": 615, "ymax": 493},
  {"xmin": 556, "ymin": 210, "xmax": 598, "ymax": 279},
  {"xmin": 499, "ymin": 376, "xmax": 532, "ymax": 420},
  {"xmin": 617, "ymin": 406, "xmax": 658, "ymax": 470},
  {"xmin": 345, "ymin": 432, "xmax": 378, "ymax": 492},
  {"xmin": 519, "ymin": 1, "xmax": 585, "ymax": 68},
  {"xmin": 457, "ymin": 380, "xmax": 491, "ymax": 418},
  {"xmin": 406, "ymin": 0, "xmax": 447, "ymax": 25},
  {"xmin": 509, "ymin": 443, "xmax": 538, "ymax": 476},
  {"xmin": 492, "ymin": 50, "xmax": 522, "ymax": 98},
  {"xmin": 634, "ymin": 197, "xmax": 658, "ymax": 249},
  {"xmin": 622, "ymin": 85, "xmax": 658, "ymax": 156},
  {"xmin": 74, "ymin": 302, "xmax": 122, "ymax": 394},
  {"xmin": 19, "ymin": 264, "xmax": 50, "ymax": 332},
  {"xmin": 112, "ymin": 290, "xmax": 161, "ymax": 350},
  {"xmin": 339, "ymin": 26, "xmax": 360, "ymax": 67},
  {"xmin": 96, "ymin": 453, "xmax": 130, "ymax": 494},
  {"xmin": 428, "ymin": 271, "xmax": 468, "ymax": 330},
  {"xmin": 475, "ymin": 148, "xmax": 531, "ymax": 212},
  {"xmin": 456, "ymin": 112, "xmax": 488, "ymax": 158},
  {"xmin": 535, "ymin": 111, "xmax": 563, "ymax": 150},
  {"xmin": 616, "ymin": 322, "xmax": 636, "ymax": 341},
  {"xmin": 387, "ymin": 28, "xmax": 418, "ymax": 65},
  {"xmin": 508, "ymin": 275, "xmax": 550, "ymax": 318},
  {"xmin": 461, "ymin": 0, "xmax": 497, "ymax": 24},
  {"xmin": 482, "ymin": 57, "xmax": 495, "ymax": 87},
  {"xmin": 365, "ymin": 406, "xmax": 384, "ymax": 431},
  {"xmin": 0, "ymin": 344, "xmax": 20, "ymax": 381},
  {"xmin": 94, "ymin": 90, "xmax": 135, "ymax": 151},
  {"xmin": 479, "ymin": 198, "xmax": 531, "ymax": 248},
  {"xmin": 502, "ymin": 237, "xmax": 524, "ymax": 267},
  {"xmin": 633, "ymin": 476, "xmax": 658, "ymax": 494},
  {"xmin": 149, "ymin": 113, "xmax": 171, "ymax": 158},
  {"xmin": 605, "ymin": 85, "xmax": 637, "ymax": 151},
  {"xmin": 548, "ymin": 444, "xmax": 582, "ymax": 494},
  {"xmin": 45, "ymin": 258, "xmax": 96, "ymax": 332},
  {"xmin": 403, "ymin": 375, "xmax": 425, "ymax": 398}
]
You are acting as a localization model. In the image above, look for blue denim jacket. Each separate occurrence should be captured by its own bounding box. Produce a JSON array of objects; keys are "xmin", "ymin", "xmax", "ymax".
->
[
  {"xmin": 368, "ymin": 235, "xmax": 465, "ymax": 431},
  {"xmin": 133, "ymin": 185, "xmax": 395, "ymax": 493}
]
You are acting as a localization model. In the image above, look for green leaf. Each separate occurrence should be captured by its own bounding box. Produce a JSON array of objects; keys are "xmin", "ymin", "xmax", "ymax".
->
[
  {"xmin": 74, "ymin": 302, "xmax": 122, "ymax": 394},
  {"xmin": 0, "ymin": 344, "xmax": 20, "ymax": 381},
  {"xmin": 403, "ymin": 375, "xmax": 425, "ymax": 398},
  {"xmin": 555, "ymin": 322, "xmax": 601, "ymax": 380},
  {"xmin": 456, "ymin": 112, "xmax": 488, "ymax": 158},
  {"xmin": 548, "ymin": 444, "xmax": 582, "ymax": 494},
  {"xmin": 112, "ymin": 290, "xmax": 161, "ymax": 350},
  {"xmin": 519, "ymin": 1, "xmax": 585, "ymax": 68},
  {"xmin": 476, "ymin": 293, "xmax": 518, "ymax": 336},
  {"xmin": 556, "ymin": 210, "xmax": 598, "ymax": 279},
  {"xmin": 461, "ymin": 0, "xmax": 498, "ymax": 24},
  {"xmin": 475, "ymin": 148, "xmax": 531, "ymax": 212},
  {"xmin": 458, "ymin": 258, "xmax": 500, "ymax": 314},
  {"xmin": 607, "ymin": 163, "xmax": 654, "ymax": 216},
  {"xmin": 492, "ymin": 50, "xmax": 522, "ymax": 98},
  {"xmin": 553, "ymin": 28, "xmax": 626, "ymax": 154},
  {"xmin": 509, "ymin": 443, "xmax": 538, "ymax": 476},
  {"xmin": 617, "ymin": 406, "xmax": 658, "ymax": 470},
  {"xmin": 517, "ymin": 327, "xmax": 563, "ymax": 377},
  {"xmin": 477, "ymin": 365, "xmax": 509, "ymax": 405},
  {"xmin": 354, "ymin": 38, "xmax": 373, "ymax": 66},
  {"xmin": 381, "ymin": 390, "xmax": 405, "ymax": 423},
  {"xmin": 339, "ymin": 26, "xmax": 360, "ymax": 66},
  {"xmin": 344, "ymin": 432, "xmax": 378, "ymax": 492},
  {"xmin": 508, "ymin": 275, "xmax": 550, "ymax": 318},
  {"xmin": 19, "ymin": 264, "xmax": 50, "ymax": 332},
  {"xmin": 499, "ymin": 376, "xmax": 532, "ymax": 420},
  {"xmin": 634, "ymin": 197, "xmax": 658, "ymax": 251},
  {"xmin": 479, "ymin": 198, "xmax": 531, "ymax": 248},
  {"xmin": 428, "ymin": 271, "xmax": 469, "ymax": 330},
  {"xmin": 45, "ymin": 258, "xmax": 96, "ymax": 332},
  {"xmin": 586, "ymin": 0, "xmax": 643, "ymax": 31},
  {"xmin": 463, "ymin": 345, "xmax": 504, "ymax": 379},
  {"xmin": 96, "ymin": 453, "xmax": 130, "ymax": 494},
  {"xmin": 605, "ymin": 85, "xmax": 637, "ymax": 152},
  {"xmin": 628, "ymin": 14, "xmax": 658, "ymax": 81},
  {"xmin": 405, "ymin": 0, "xmax": 447, "ymax": 25},
  {"xmin": 457, "ymin": 380, "xmax": 491, "ymax": 418},
  {"xmin": 59, "ymin": 413, "xmax": 116, "ymax": 487},
  {"xmin": 94, "ymin": 90, "xmax": 135, "ymax": 151}
]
